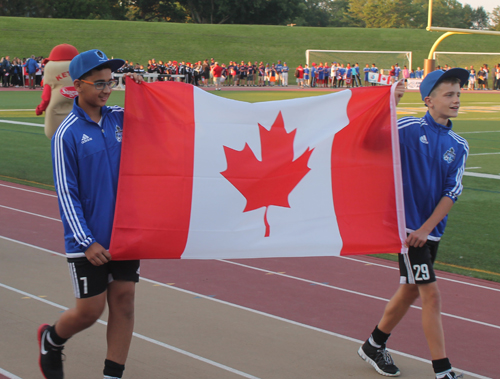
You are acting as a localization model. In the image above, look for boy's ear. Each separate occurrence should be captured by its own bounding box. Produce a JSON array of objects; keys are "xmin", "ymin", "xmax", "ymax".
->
[
  {"xmin": 74, "ymin": 79, "xmax": 83, "ymax": 93},
  {"xmin": 424, "ymin": 96, "xmax": 432, "ymax": 108}
]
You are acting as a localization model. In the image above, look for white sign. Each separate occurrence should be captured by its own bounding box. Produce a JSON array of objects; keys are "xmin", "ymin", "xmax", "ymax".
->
[{"xmin": 407, "ymin": 78, "xmax": 422, "ymax": 90}]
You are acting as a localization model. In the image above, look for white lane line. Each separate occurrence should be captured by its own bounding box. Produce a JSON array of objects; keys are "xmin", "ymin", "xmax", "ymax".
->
[
  {"xmin": 463, "ymin": 172, "xmax": 500, "ymax": 179},
  {"xmin": 2, "ymin": 192, "xmax": 500, "ymax": 298},
  {"xmin": 468, "ymin": 152, "xmax": 500, "ymax": 156},
  {"xmin": 2, "ymin": 194, "xmax": 500, "ymax": 297},
  {"xmin": 0, "ymin": 109, "xmax": 36, "ymax": 112},
  {"xmin": 218, "ymin": 259, "xmax": 500, "ymax": 330},
  {"xmin": 0, "ymin": 282, "xmax": 259, "ymax": 379},
  {"xmin": 2, "ymin": 187, "xmax": 500, "ymax": 295},
  {"xmin": 0, "ymin": 119, "xmax": 44, "ymax": 127},
  {"xmin": 140, "ymin": 279, "xmax": 492, "ymax": 379},
  {"xmin": 0, "ymin": 205, "xmax": 61, "ymax": 222},
  {"xmin": 0, "ymin": 183, "xmax": 57, "ymax": 197},
  {"xmin": 2, "ymin": 234, "xmax": 499, "ymax": 328},
  {"xmin": 0, "ymin": 236, "xmax": 491, "ymax": 379},
  {"xmin": 0, "ymin": 368, "xmax": 22, "ymax": 379},
  {"xmin": 458, "ymin": 131, "xmax": 500, "ymax": 134},
  {"xmin": 339, "ymin": 256, "xmax": 500, "ymax": 293}
]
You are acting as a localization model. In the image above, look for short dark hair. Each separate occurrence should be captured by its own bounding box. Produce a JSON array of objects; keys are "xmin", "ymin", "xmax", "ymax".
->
[{"xmin": 79, "ymin": 63, "xmax": 112, "ymax": 80}]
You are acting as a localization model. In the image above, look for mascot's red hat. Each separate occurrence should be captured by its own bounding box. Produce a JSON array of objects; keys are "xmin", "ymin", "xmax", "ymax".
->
[{"xmin": 42, "ymin": 44, "xmax": 79, "ymax": 65}]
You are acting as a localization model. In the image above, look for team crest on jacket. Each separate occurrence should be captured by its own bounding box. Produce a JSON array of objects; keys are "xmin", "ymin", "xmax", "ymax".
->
[
  {"xmin": 115, "ymin": 125, "xmax": 123, "ymax": 142},
  {"xmin": 443, "ymin": 147, "xmax": 456, "ymax": 163},
  {"xmin": 419, "ymin": 135, "xmax": 429, "ymax": 144}
]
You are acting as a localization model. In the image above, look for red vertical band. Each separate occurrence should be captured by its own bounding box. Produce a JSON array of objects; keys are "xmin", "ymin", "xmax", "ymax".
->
[
  {"xmin": 331, "ymin": 86, "xmax": 401, "ymax": 256},
  {"xmin": 110, "ymin": 81, "xmax": 195, "ymax": 259}
]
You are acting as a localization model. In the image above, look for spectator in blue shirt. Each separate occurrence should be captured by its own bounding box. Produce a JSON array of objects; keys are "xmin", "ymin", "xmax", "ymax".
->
[{"xmin": 22, "ymin": 55, "xmax": 39, "ymax": 89}]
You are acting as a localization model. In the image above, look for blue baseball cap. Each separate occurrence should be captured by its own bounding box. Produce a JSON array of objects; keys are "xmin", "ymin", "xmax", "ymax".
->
[
  {"xmin": 419, "ymin": 68, "xmax": 469, "ymax": 101},
  {"xmin": 69, "ymin": 49, "xmax": 125, "ymax": 80}
]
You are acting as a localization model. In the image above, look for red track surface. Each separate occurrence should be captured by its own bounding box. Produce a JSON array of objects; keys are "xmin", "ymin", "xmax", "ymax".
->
[{"xmin": 1, "ymin": 180, "xmax": 499, "ymax": 378}]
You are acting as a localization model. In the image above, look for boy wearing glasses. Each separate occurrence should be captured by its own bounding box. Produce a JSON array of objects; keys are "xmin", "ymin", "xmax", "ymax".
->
[{"xmin": 38, "ymin": 49, "xmax": 143, "ymax": 379}]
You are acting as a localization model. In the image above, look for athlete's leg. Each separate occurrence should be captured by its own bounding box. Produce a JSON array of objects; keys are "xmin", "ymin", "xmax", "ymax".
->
[
  {"xmin": 418, "ymin": 281, "xmax": 446, "ymax": 360},
  {"xmin": 377, "ymin": 284, "xmax": 420, "ymax": 334},
  {"xmin": 105, "ymin": 280, "xmax": 136, "ymax": 364},
  {"xmin": 55, "ymin": 292, "xmax": 107, "ymax": 338}
]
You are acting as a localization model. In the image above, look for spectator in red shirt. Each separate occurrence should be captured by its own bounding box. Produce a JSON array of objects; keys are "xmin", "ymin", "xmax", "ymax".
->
[
  {"xmin": 212, "ymin": 62, "xmax": 223, "ymax": 91},
  {"xmin": 295, "ymin": 64, "xmax": 304, "ymax": 89}
]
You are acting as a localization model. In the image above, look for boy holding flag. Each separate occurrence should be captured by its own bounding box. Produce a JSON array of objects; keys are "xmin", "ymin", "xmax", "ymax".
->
[{"xmin": 358, "ymin": 69, "xmax": 469, "ymax": 379}]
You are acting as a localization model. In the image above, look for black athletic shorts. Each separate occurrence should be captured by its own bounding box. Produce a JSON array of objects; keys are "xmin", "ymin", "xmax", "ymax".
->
[
  {"xmin": 398, "ymin": 240, "xmax": 439, "ymax": 285},
  {"xmin": 67, "ymin": 257, "xmax": 140, "ymax": 299}
]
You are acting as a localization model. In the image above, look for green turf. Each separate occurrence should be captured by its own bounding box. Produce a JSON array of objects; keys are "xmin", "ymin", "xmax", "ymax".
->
[
  {"xmin": 1, "ymin": 88, "xmax": 499, "ymax": 282},
  {"xmin": 2, "ymin": 16, "xmax": 500, "ymax": 71},
  {"xmin": 0, "ymin": 119, "xmax": 52, "ymax": 189}
]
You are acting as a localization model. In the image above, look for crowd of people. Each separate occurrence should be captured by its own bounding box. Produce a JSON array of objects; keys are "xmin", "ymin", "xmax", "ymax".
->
[
  {"xmin": 116, "ymin": 58, "xmax": 293, "ymax": 88},
  {"xmin": 117, "ymin": 58, "xmax": 419, "ymax": 89},
  {"xmin": 0, "ymin": 55, "xmax": 44, "ymax": 88},
  {"xmin": 292, "ymin": 62, "xmax": 424, "ymax": 89},
  {"xmin": 2, "ymin": 53, "xmax": 500, "ymax": 91},
  {"xmin": 460, "ymin": 64, "xmax": 497, "ymax": 90},
  {"xmin": 86, "ymin": 58, "xmax": 500, "ymax": 92}
]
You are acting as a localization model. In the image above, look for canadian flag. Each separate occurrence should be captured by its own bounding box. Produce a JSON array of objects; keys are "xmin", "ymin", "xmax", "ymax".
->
[
  {"xmin": 110, "ymin": 81, "xmax": 406, "ymax": 260},
  {"xmin": 368, "ymin": 72, "xmax": 391, "ymax": 85}
]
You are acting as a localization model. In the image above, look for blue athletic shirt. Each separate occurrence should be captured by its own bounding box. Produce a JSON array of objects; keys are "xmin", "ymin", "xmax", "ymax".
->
[
  {"xmin": 317, "ymin": 66, "xmax": 324, "ymax": 80},
  {"xmin": 303, "ymin": 67, "xmax": 310, "ymax": 79},
  {"xmin": 52, "ymin": 97, "xmax": 125, "ymax": 257},
  {"xmin": 395, "ymin": 66, "xmax": 401, "ymax": 78},
  {"xmin": 398, "ymin": 112, "xmax": 468, "ymax": 240}
]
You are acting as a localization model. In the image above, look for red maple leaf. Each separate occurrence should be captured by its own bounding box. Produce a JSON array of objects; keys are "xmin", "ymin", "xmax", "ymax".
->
[{"xmin": 221, "ymin": 111, "xmax": 314, "ymax": 237}]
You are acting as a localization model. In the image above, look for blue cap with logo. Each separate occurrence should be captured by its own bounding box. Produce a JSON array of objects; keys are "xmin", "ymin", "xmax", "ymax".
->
[
  {"xmin": 419, "ymin": 68, "xmax": 469, "ymax": 101},
  {"xmin": 69, "ymin": 49, "xmax": 125, "ymax": 80}
]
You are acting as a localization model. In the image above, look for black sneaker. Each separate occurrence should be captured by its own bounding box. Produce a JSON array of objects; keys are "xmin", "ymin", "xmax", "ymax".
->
[
  {"xmin": 358, "ymin": 340, "xmax": 400, "ymax": 377},
  {"xmin": 38, "ymin": 324, "xmax": 64, "ymax": 379},
  {"xmin": 436, "ymin": 371, "xmax": 463, "ymax": 379}
]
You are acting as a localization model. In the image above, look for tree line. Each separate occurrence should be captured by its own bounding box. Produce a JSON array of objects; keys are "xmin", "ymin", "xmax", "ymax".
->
[{"xmin": 1, "ymin": 0, "xmax": 497, "ymax": 30}]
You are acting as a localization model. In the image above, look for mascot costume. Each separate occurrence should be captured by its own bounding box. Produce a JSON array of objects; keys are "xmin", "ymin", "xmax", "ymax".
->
[{"xmin": 35, "ymin": 44, "xmax": 79, "ymax": 139}]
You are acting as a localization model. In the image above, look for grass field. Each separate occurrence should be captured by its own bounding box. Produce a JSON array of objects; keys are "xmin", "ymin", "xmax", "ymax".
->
[
  {"xmin": 0, "ymin": 87, "xmax": 499, "ymax": 282},
  {"xmin": 2, "ymin": 16, "xmax": 500, "ymax": 71}
]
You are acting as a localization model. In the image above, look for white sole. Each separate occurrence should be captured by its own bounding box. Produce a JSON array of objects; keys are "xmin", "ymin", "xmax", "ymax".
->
[{"xmin": 357, "ymin": 346, "xmax": 401, "ymax": 377}]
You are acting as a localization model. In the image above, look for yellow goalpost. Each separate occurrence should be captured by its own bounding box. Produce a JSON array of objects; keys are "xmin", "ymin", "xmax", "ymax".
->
[{"xmin": 424, "ymin": 0, "xmax": 500, "ymax": 76}]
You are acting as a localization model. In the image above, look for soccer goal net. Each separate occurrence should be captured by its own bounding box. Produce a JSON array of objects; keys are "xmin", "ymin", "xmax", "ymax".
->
[
  {"xmin": 433, "ymin": 52, "xmax": 500, "ymax": 72},
  {"xmin": 305, "ymin": 50, "xmax": 412, "ymax": 74}
]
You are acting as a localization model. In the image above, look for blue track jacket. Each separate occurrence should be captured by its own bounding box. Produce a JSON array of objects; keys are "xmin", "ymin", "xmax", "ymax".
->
[
  {"xmin": 398, "ymin": 112, "xmax": 468, "ymax": 241},
  {"xmin": 52, "ymin": 97, "xmax": 124, "ymax": 258}
]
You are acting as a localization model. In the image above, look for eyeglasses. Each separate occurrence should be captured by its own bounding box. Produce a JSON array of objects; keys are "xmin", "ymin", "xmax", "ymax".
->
[{"xmin": 80, "ymin": 79, "xmax": 118, "ymax": 90}]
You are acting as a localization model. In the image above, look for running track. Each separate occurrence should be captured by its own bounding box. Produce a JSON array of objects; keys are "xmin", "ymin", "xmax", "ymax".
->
[{"xmin": 0, "ymin": 180, "xmax": 499, "ymax": 378}]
